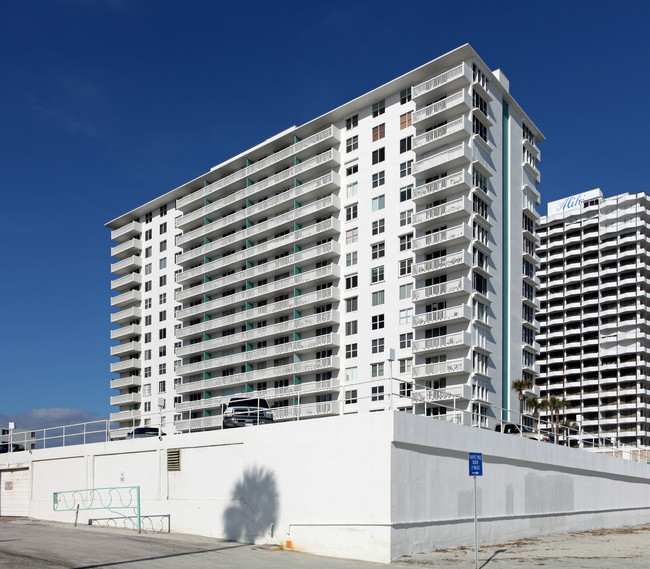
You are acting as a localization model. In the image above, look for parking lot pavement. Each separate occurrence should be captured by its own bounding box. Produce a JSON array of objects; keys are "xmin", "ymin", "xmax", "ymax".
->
[{"xmin": 1, "ymin": 518, "xmax": 649, "ymax": 569}]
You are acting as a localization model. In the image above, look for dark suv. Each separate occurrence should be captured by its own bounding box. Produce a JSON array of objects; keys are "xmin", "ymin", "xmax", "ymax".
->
[
  {"xmin": 222, "ymin": 398, "xmax": 274, "ymax": 428},
  {"xmin": 0, "ymin": 443, "xmax": 25, "ymax": 453}
]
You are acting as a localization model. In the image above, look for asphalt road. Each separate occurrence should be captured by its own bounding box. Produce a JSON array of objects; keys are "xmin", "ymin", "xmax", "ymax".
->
[{"xmin": 1, "ymin": 517, "xmax": 649, "ymax": 568}]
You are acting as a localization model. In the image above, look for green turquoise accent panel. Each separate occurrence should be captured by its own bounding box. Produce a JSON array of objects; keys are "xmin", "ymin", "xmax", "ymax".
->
[
  {"xmin": 246, "ymin": 281, "xmax": 253, "ymax": 289},
  {"xmin": 205, "ymin": 237, "xmax": 211, "ymax": 244},
  {"xmin": 246, "ymin": 383, "xmax": 253, "ymax": 392},
  {"xmin": 204, "ymin": 334, "xmax": 211, "ymax": 341},
  {"xmin": 204, "ymin": 256, "xmax": 211, "ymax": 264},
  {"xmin": 294, "ymin": 135, "xmax": 300, "ymax": 143},
  {"xmin": 246, "ymin": 240, "xmax": 253, "ymax": 248},
  {"xmin": 204, "ymin": 275, "xmax": 211, "ymax": 282},
  {"xmin": 246, "ymin": 301, "xmax": 253, "ymax": 310},
  {"xmin": 204, "ymin": 372, "xmax": 211, "ymax": 380},
  {"xmin": 293, "ymin": 375, "xmax": 301, "ymax": 384},
  {"xmin": 294, "ymin": 288, "xmax": 301, "ymax": 297},
  {"xmin": 204, "ymin": 218, "xmax": 212, "ymax": 225},
  {"xmin": 294, "ymin": 310, "xmax": 301, "ymax": 319},
  {"xmin": 205, "ymin": 198, "xmax": 211, "ymax": 205},
  {"xmin": 204, "ymin": 295, "xmax": 211, "ymax": 302},
  {"xmin": 204, "ymin": 179, "xmax": 210, "ymax": 187},
  {"xmin": 247, "ymin": 179, "xmax": 253, "ymax": 187},
  {"xmin": 294, "ymin": 332, "xmax": 301, "ymax": 341},
  {"xmin": 501, "ymin": 100, "xmax": 510, "ymax": 420},
  {"xmin": 294, "ymin": 200, "xmax": 301, "ymax": 209},
  {"xmin": 246, "ymin": 199, "xmax": 254, "ymax": 207},
  {"xmin": 294, "ymin": 222, "xmax": 301, "ymax": 230},
  {"xmin": 204, "ymin": 352, "xmax": 211, "ymax": 360},
  {"xmin": 246, "ymin": 219, "xmax": 254, "ymax": 228},
  {"xmin": 294, "ymin": 244, "xmax": 301, "ymax": 253},
  {"xmin": 294, "ymin": 157, "xmax": 301, "ymax": 165},
  {"xmin": 204, "ymin": 391, "xmax": 211, "ymax": 399},
  {"xmin": 246, "ymin": 343, "xmax": 253, "ymax": 351},
  {"xmin": 293, "ymin": 353, "xmax": 302, "ymax": 362},
  {"xmin": 246, "ymin": 363, "xmax": 253, "ymax": 372},
  {"xmin": 294, "ymin": 179, "xmax": 302, "ymax": 187},
  {"xmin": 294, "ymin": 266, "xmax": 301, "ymax": 275},
  {"xmin": 246, "ymin": 261, "xmax": 253, "ymax": 269},
  {"xmin": 204, "ymin": 314, "xmax": 211, "ymax": 321},
  {"xmin": 247, "ymin": 158, "xmax": 253, "ymax": 166}
]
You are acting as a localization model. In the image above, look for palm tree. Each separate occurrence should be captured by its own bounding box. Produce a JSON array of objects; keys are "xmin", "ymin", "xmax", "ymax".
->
[
  {"xmin": 548, "ymin": 397, "xmax": 568, "ymax": 443},
  {"xmin": 512, "ymin": 378, "xmax": 533, "ymax": 425},
  {"xmin": 526, "ymin": 395, "xmax": 541, "ymax": 432}
]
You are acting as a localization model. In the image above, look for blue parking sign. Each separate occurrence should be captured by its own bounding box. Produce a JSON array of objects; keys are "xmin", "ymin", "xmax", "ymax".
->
[{"xmin": 469, "ymin": 452, "xmax": 483, "ymax": 476}]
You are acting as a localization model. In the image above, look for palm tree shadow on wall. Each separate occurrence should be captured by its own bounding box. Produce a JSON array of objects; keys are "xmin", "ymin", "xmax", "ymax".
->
[{"xmin": 223, "ymin": 466, "xmax": 279, "ymax": 543}]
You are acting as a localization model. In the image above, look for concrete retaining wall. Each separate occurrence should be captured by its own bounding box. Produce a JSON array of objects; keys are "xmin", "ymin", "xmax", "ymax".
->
[{"xmin": 1, "ymin": 411, "xmax": 648, "ymax": 563}]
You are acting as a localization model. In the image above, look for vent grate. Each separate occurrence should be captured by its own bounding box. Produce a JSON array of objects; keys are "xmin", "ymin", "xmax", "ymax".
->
[{"xmin": 167, "ymin": 449, "xmax": 181, "ymax": 471}]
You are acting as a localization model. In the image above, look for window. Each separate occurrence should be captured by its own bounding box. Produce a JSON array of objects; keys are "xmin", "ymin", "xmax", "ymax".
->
[
  {"xmin": 522, "ymin": 326, "xmax": 534, "ymax": 345},
  {"xmin": 400, "ymin": 382, "xmax": 412, "ymax": 397},
  {"xmin": 522, "ymin": 304, "xmax": 534, "ymax": 323},
  {"xmin": 159, "ymin": 222, "xmax": 167, "ymax": 235},
  {"xmin": 160, "ymin": 240, "xmax": 167, "ymax": 252},
  {"xmin": 372, "ymin": 195, "xmax": 385, "ymax": 211},
  {"xmin": 346, "ymin": 163, "xmax": 359, "ymax": 176},
  {"xmin": 399, "ymin": 185, "xmax": 412, "ymax": 202},
  {"xmin": 159, "ymin": 362, "xmax": 167, "ymax": 375},
  {"xmin": 399, "ymin": 308, "xmax": 413, "ymax": 324},
  {"xmin": 159, "ymin": 328, "xmax": 166, "ymax": 340},
  {"xmin": 473, "ymin": 350, "xmax": 488, "ymax": 375},
  {"xmin": 159, "ymin": 380, "xmax": 167, "ymax": 393},
  {"xmin": 144, "ymin": 349, "xmax": 151, "ymax": 360},
  {"xmin": 144, "ymin": 366, "xmax": 151, "ymax": 378},
  {"xmin": 473, "ymin": 195, "xmax": 489, "ymax": 218},
  {"xmin": 372, "ymin": 290, "xmax": 385, "ymax": 306},
  {"xmin": 345, "ymin": 321, "xmax": 358, "ymax": 335},
  {"xmin": 346, "ymin": 343, "xmax": 358, "ymax": 358},
  {"xmin": 473, "ymin": 221, "xmax": 489, "ymax": 245},
  {"xmin": 473, "ymin": 89, "xmax": 488, "ymax": 116},
  {"xmin": 144, "ymin": 230, "xmax": 152, "ymax": 241},
  {"xmin": 159, "ymin": 275, "xmax": 167, "ymax": 286},
  {"xmin": 372, "ymin": 219, "xmax": 385, "ymax": 235},
  {"xmin": 372, "ymin": 123, "xmax": 385, "ymax": 141},
  {"xmin": 371, "ymin": 362, "xmax": 384, "ymax": 377},
  {"xmin": 473, "ymin": 271, "xmax": 488, "ymax": 294},
  {"xmin": 346, "ymin": 135, "xmax": 359, "ymax": 153},
  {"xmin": 159, "ymin": 258, "xmax": 167, "ymax": 270},
  {"xmin": 523, "ymin": 260, "xmax": 535, "ymax": 278},
  {"xmin": 399, "ymin": 258, "xmax": 413, "ymax": 276},
  {"xmin": 346, "ymin": 204, "xmax": 358, "ymax": 221},
  {"xmin": 372, "ymin": 148, "xmax": 385, "ymax": 164},
  {"xmin": 346, "ymin": 297, "xmax": 358, "ymax": 312},
  {"xmin": 371, "ymin": 385, "xmax": 385, "ymax": 401},
  {"xmin": 372, "ymin": 314, "xmax": 385, "ymax": 329},
  {"xmin": 400, "ymin": 87, "xmax": 412, "ymax": 104},
  {"xmin": 144, "ymin": 332, "xmax": 151, "ymax": 344},
  {"xmin": 399, "ymin": 283, "xmax": 413, "ymax": 300},
  {"xmin": 371, "ymin": 242, "xmax": 385, "ymax": 259},
  {"xmin": 371, "ymin": 266, "xmax": 384, "ymax": 283},
  {"xmin": 345, "ymin": 389, "xmax": 358, "ymax": 404},
  {"xmin": 346, "ymin": 182, "xmax": 358, "ymax": 198},
  {"xmin": 143, "ymin": 384, "xmax": 151, "ymax": 396},
  {"xmin": 346, "ymin": 251, "xmax": 358, "ymax": 267},
  {"xmin": 400, "ymin": 137, "xmax": 412, "ymax": 153},
  {"xmin": 345, "ymin": 274, "xmax": 358, "ymax": 289},
  {"xmin": 523, "ymin": 350, "xmax": 535, "ymax": 367},
  {"xmin": 522, "ymin": 282, "xmax": 535, "ymax": 301},
  {"xmin": 399, "ymin": 332, "xmax": 413, "ymax": 348},
  {"xmin": 400, "ymin": 161, "xmax": 413, "ymax": 178},
  {"xmin": 473, "ymin": 299, "xmax": 488, "ymax": 322},
  {"xmin": 144, "ymin": 263, "xmax": 152, "ymax": 275},
  {"xmin": 399, "ymin": 358, "xmax": 412, "ymax": 374},
  {"xmin": 372, "ymin": 100, "xmax": 385, "ymax": 117},
  {"xmin": 372, "ymin": 338, "xmax": 384, "ymax": 354},
  {"xmin": 145, "ymin": 246, "xmax": 152, "ymax": 257},
  {"xmin": 346, "ymin": 367, "xmax": 358, "ymax": 382},
  {"xmin": 473, "ymin": 168, "xmax": 488, "ymax": 193},
  {"xmin": 346, "ymin": 228, "xmax": 359, "ymax": 244},
  {"xmin": 372, "ymin": 171, "xmax": 385, "ymax": 187},
  {"xmin": 400, "ymin": 209, "xmax": 413, "ymax": 226},
  {"xmin": 473, "ymin": 115, "xmax": 488, "ymax": 142},
  {"xmin": 145, "ymin": 211, "xmax": 153, "ymax": 223},
  {"xmin": 159, "ymin": 346, "xmax": 166, "ymax": 357},
  {"xmin": 400, "ymin": 111, "xmax": 412, "ymax": 129},
  {"xmin": 159, "ymin": 310, "xmax": 166, "ymax": 322},
  {"xmin": 473, "ymin": 247, "xmax": 489, "ymax": 270},
  {"xmin": 145, "ymin": 281, "xmax": 152, "ymax": 292},
  {"xmin": 346, "ymin": 114, "xmax": 358, "ymax": 130},
  {"xmin": 159, "ymin": 204, "xmax": 167, "ymax": 217},
  {"xmin": 399, "ymin": 233, "xmax": 413, "ymax": 251},
  {"xmin": 473, "ymin": 63, "xmax": 488, "ymax": 88},
  {"xmin": 144, "ymin": 401, "xmax": 151, "ymax": 412},
  {"xmin": 159, "ymin": 293, "xmax": 166, "ymax": 304}
]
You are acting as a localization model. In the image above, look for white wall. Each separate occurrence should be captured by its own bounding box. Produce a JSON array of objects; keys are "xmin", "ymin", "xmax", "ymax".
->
[{"xmin": 2, "ymin": 411, "xmax": 649, "ymax": 563}]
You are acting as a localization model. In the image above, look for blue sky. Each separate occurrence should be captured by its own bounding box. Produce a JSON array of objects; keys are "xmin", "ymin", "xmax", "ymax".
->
[{"xmin": 1, "ymin": 0, "xmax": 649, "ymax": 424}]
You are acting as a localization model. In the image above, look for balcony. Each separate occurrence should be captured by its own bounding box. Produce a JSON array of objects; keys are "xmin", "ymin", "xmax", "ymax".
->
[
  {"xmin": 412, "ymin": 63, "xmax": 472, "ymax": 102},
  {"xmin": 110, "ymin": 341, "xmax": 142, "ymax": 357},
  {"xmin": 412, "ymin": 169, "xmax": 471, "ymax": 203},
  {"xmin": 176, "ymin": 263, "xmax": 340, "ymax": 321},
  {"xmin": 109, "ymin": 410, "xmax": 139, "ymax": 423},
  {"xmin": 413, "ymin": 383, "xmax": 472, "ymax": 402},
  {"xmin": 412, "ymin": 195, "xmax": 472, "ymax": 227},
  {"xmin": 177, "ymin": 192, "xmax": 340, "ymax": 250},
  {"xmin": 412, "ymin": 89, "xmax": 472, "ymax": 129},
  {"xmin": 177, "ymin": 168, "xmax": 338, "ymax": 233},
  {"xmin": 111, "ymin": 237, "xmax": 141, "ymax": 259},
  {"xmin": 412, "ymin": 142, "xmax": 472, "ymax": 179},
  {"xmin": 412, "ymin": 304, "xmax": 472, "ymax": 328},
  {"xmin": 412, "ymin": 331, "xmax": 471, "ymax": 354},
  {"xmin": 175, "ymin": 285, "xmax": 340, "ymax": 340},
  {"xmin": 110, "ymin": 359, "xmax": 142, "ymax": 373},
  {"xmin": 175, "ymin": 416, "xmax": 223, "ymax": 432},
  {"xmin": 411, "ymin": 357, "xmax": 472, "ymax": 379},
  {"xmin": 177, "ymin": 126, "xmax": 339, "ymax": 212},
  {"xmin": 111, "ymin": 220, "xmax": 142, "ymax": 242},
  {"xmin": 110, "ymin": 376, "xmax": 141, "ymax": 390},
  {"xmin": 412, "ymin": 277, "xmax": 471, "ymax": 303},
  {"xmin": 176, "ymin": 356, "xmax": 341, "ymax": 394},
  {"xmin": 176, "ymin": 333, "xmax": 340, "ymax": 376},
  {"xmin": 412, "ymin": 116, "xmax": 472, "ymax": 155},
  {"xmin": 176, "ymin": 311, "xmax": 339, "ymax": 357},
  {"xmin": 110, "ymin": 289, "xmax": 142, "ymax": 308},
  {"xmin": 111, "ymin": 323, "xmax": 142, "ymax": 341},
  {"xmin": 412, "ymin": 224, "xmax": 472, "ymax": 253},
  {"xmin": 110, "ymin": 393, "xmax": 141, "ymax": 406},
  {"xmin": 111, "ymin": 255, "xmax": 142, "ymax": 275},
  {"xmin": 177, "ymin": 214, "xmax": 339, "ymax": 267},
  {"xmin": 110, "ymin": 306, "xmax": 142, "ymax": 324},
  {"xmin": 273, "ymin": 400, "xmax": 341, "ymax": 421},
  {"xmin": 412, "ymin": 249, "xmax": 472, "ymax": 277},
  {"xmin": 110, "ymin": 272, "xmax": 142, "ymax": 292}
]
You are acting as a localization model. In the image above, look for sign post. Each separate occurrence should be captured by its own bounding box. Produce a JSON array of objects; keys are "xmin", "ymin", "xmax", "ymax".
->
[{"xmin": 469, "ymin": 452, "xmax": 483, "ymax": 569}]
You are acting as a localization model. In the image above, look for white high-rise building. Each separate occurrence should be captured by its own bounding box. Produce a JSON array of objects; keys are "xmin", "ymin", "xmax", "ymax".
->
[
  {"xmin": 537, "ymin": 189, "xmax": 650, "ymax": 448},
  {"xmin": 107, "ymin": 44, "xmax": 543, "ymax": 437}
]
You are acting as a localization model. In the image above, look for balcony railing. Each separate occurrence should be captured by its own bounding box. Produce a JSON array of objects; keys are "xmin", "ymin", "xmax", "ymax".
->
[
  {"xmin": 412, "ymin": 142, "xmax": 472, "ymax": 178},
  {"xmin": 110, "ymin": 341, "xmax": 142, "ymax": 357},
  {"xmin": 174, "ymin": 416, "xmax": 223, "ymax": 432},
  {"xmin": 109, "ymin": 410, "xmax": 139, "ymax": 423},
  {"xmin": 412, "ymin": 63, "xmax": 471, "ymax": 100},
  {"xmin": 412, "ymin": 116, "xmax": 471, "ymax": 154},
  {"xmin": 110, "ymin": 376, "xmax": 141, "ymax": 390},
  {"xmin": 412, "ymin": 224, "xmax": 471, "ymax": 252},
  {"xmin": 411, "ymin": 357, "xmax": 471, "ymax": 378},
  {"xmin": 412, "ymin": 277, "xmax": 470, "ymax": 302},
  {"xmin": 273, "ymin": 400, "xmax": 340, "ymax": 421},
  {"xmin": 412, "ymin": 90, "xmax": 470, "ymax": 125},
  {"xmin": 110, "ymin": 255, "xmax": 142, "ymax": 275},
  {"xmin": 412, "ymin": 383, "xmax": 472, "ymax": 402},
  {"xmin": 412, "ymin": 170, "xmax": 471, "ymax": 201},
  {"xmin": 110, "ymin": 306, "xmax": 142, "ymax": 324},
  {"xmin": 412, "ymin": 249, "xmax": 472, "ymax": 276},
  {"xmin": 111, "ymin": 221, "xmax": 142, "ymax": 242},
  {"xmin": 177, "ymin": 126, "xmax": 338, "ymax": 211},
  {"xmin": 110, "ymin": 289, "xmax": 142, "ymax": 308},
  {"xmin": 413, "ymin": 195, "xmax": 472, "ymax": 225},
  {"xmin": 111, "ymin": 237, "xmax": 141, "ymax": 258},
  {"xmin": 110, "ymin": 393, "xmax": 142, "ymax": 406},
  {"xmin": 110, "ymin": 359, "xmax": 142, "ymax": 373},
  {"xmin": 110, "ymin": 324, "xmax": 142, "ymax": 341},
  {"xmin": 412, "ymin": 331, "xmax": 471, "ymax": 353},
  {"xmin": 412, "ymin": 304, "xmax": 472, "ymax": 327},
  {"xmin": 110, "ymin": 273, "xmax": 142, "ymax": 292}
]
